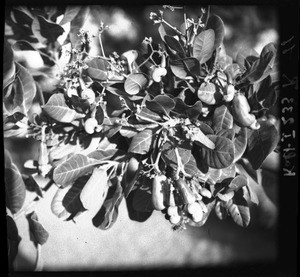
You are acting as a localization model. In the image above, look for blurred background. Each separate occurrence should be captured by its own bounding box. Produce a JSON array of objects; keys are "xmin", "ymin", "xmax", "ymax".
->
[{"xmin": 4, "ymin": 5, "xmax": 279, "ymax": 271}]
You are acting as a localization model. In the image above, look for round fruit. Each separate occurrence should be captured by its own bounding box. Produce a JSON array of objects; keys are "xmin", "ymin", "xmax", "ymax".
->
[
  {"xmin": 169, "ymin": 215, "xmax": 181, "ymax": 225},
  {"xmin": 84, "ymin": 118, "xmax": 98, "ymax": 134},
  {"xmin": 167, "ymin": 206, "xmax": 179, "ymax": 217}
]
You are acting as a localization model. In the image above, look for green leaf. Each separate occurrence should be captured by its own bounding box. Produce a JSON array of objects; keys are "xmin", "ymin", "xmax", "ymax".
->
[
  {"xmin": 22, "ymin": 174, "xmax": 43, "ymax": 198},
  {"xmin": 80, "ymin": 167, "xmax": 110, "ymax": 212},
  {"xmin": 158, "ymin": 24, "xmax": 167, "ymax": 41},
  {"xmin": 170, "ymin": 57, "xmax": 200, "ymax": 79},
  {"xmin": 7, "ymin": 215, "xmax": 21, "ymax": 270},
  {"xmin": 62, "ymin": 175, "xmax": 89, "ymax": 217},
  {"xmin": 216, "ymin": 129, "xmax": 235, "ymax": 140},
  {"xmin": 93, "ymin": 178, "xmax": 123, "ymax": 230},
  {"xmin": 5, "ymin": 163, "xmax": 26, "ymax": 214},
  {"xmin": 233, "ymin": 127, "xmax": 247, "ymax": 162},
  {"xmin": 85, "ymin": 58, "xmax": 109, "ymax": 81},
  {"xmin": 132, "ymin": 176, "xmax": 154, "ymax": 212},
  {"xmin": 193, "ymin": 29, "xmax": 215, "ymax": 64},
  {"xmin": 162, "ymin": 141, "xmax": 192, "ymax": 166},
  {"xmin": 212, "ymin": 105, "xmax": 233, "ymax": 131},
  {"xmin": 53, "ymin": 154, "xmax": 106, "ymax": 187},
  {"xmin": 246, "ymin": 120, "xmax": 279, "ymax": 170},
  {"xmin": 43, "ymin": 93, "xmax": 85, "ymax": 123},
  {"xmin": 214, "ymin": 201, "xmax": 227, "ymax": 220},
  {"xmin": 226, "ymin": 175, "xmax": 249, "ymax": 193},
  {"xmin": 225, "ymin": 190, "xmax": 250, "ymax": 227},
  {"xmin": 26, "ymin": 211, "xmax": 49, "ymax": 245},
  {"xmin": 197, "ymin": 82, "xmax": 222, "ymax": 105},
  {"xmin": 244, "ymin": 181, "xmax": 259, "ymax": 206},
  {"xmin": 15, "ymin": 63, "xmax": 37, "ymax": 113},
  {"xmin": 58, "ymin": 6, "xmax": 81, "ymax": 25},
  {"xmin": 205, "ymin": 167, "xmax": 223, "ymax": 184},
  {"xmin": 236, "ymin": 46, "xmax": 259, "ymax": 71},
  {"xmin": 164, "ymin": 35, "xmax": 186, "ymax": 58},
  {"xmin": 218, "ymin": 164, "xmax": 236, "ymax": 183},
  {"xmin": 174, "ymin": 98, "xmax": 202, "ymax": 120},
  {"xmin": 206, "ymin": 15, "xmax": 225, "ymax": 51},
  {"xmin": 88, "ymin": 149, "xmax": 126, "ymax": 162},
  {"xmin": 125, "ymin": 188, "xmax": 153, "ymax": 222},
  {"xmin": 243, "ymin": 51, "xmax": 276, "ymax": 84},
  {"xmin": 3, "ymin": 40, "xmax": 16, "ymax": 89},
  {"xmin": 253, "ymin": 76, "xmax": 278, "ymax": 110},
  {"xmin": 201, "ymin": 135, "xmax": 235, "ymax": 169},
  {"xmin": 190, "ymin": 127, "xmax": 216, "ymax": 150},
  {"xmin": 184, "ymin": 155, "xmax": 206, "ymax": 178},
  {"xmin": 11, "ymin": 6, "xmax": 34, "ymax": 25},
  {"xmin": 146, "ymin": 95, "xmax": 175, "ymax": 116},
  {"xmin": 32, "ymin": 15, "xmax": 65, "ymax": 44},
  {"xmin": 128, "ymin": 128, "xmax": 158, "ymax": 155},
  {"xmin": 136, "ymin": 107, "xmax": 164, "ymax": 123},
  {"xmin": 124, "ymin": 73, "xmax": 148, "ymax": 95}
]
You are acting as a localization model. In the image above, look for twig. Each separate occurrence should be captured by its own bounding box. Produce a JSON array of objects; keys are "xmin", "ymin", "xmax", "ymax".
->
[
  {"xmin": 34, "ymin": 244, "xmax": 43, "ymax": 271},
  {"xmin": 162, "ymin": 19, "xmax": 185, "ymax": 37}
]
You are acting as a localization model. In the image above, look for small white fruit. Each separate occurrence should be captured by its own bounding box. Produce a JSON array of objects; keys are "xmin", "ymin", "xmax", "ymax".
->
[
  {"xmin": 152, "ymin": 67, "xmax": 167, "ymax": 82},
  {"xmin": 84, "ymin": 118, "xmax": 98, "ymax": 134},
  {"xmin": 169, "ymin": 215, "xmax": 181, "ymax": 225},
  {"xmin": 67, "ymin": 87, "xmax": 78, "ymax": 97},
  {"xmin": 81, "ymin": 88, "xmax": 95, "ymax": 104}
]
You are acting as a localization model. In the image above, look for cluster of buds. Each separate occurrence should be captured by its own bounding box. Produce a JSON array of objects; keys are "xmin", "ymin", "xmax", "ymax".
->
[{"xmin": 149, "ymin": 11, "xmax": 163, "ymax": 24}]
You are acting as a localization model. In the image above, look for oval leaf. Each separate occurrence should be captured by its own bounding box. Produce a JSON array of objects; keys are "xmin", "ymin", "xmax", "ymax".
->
[
  {"xmin": 124, "ymin": 73, "xmax": 148, "ymax": 95},
  {"xmin": 146, "ymin": 95, "xmax": 175, "ymax": 116},
  {"xmin": 202, "ymin": 135, "xmax": 235, "ymax": 169},
  {"xmin": 226, "ymin": 175, "xmax": 249, "ymax": 193},
  {"xmin": 92, "ymin": 179, "xmax": 123, "ymax": 230},
  {"xmin": 206, "ymin": 15, "xmax": 225, "ymax": 50},
  {"xmin": 174, "ymin": 98, "xmax": 202, "ymax": 120},
  {"xmin": 80, "ymin": 167, "xmax": 110, "ymax": 213},
  {"xmin": 162, "ymin": 141, "xmax": 192, "ymax": 166},
  {"xmin": 193, "ymin": 29, "xmax": 215, "ymax": 64},
  {"xmin": 225, "ymin": 192, "xmax": 250, "ymax": 227},
  {"xmin": 128, "ymin": 128, "xmax": 158, "ymax": 155},
  {"xmin": 43, "ymin": 93, "xmax": 85, "ymax": 123},
  {"xmin": 32, "ymin": 15, "xmax": 65, "ymax": 44},
  {"xmin": 190, "ymin": 127, "xmax": 216, "ymax": 150},
  {"xmin": 26, "ymin": 211, "xmax": 49, "ymax": 245},
  {"xmin": 164, "ymin": 35, "xmax": 186, "ymax": 57},
  {"xmin": 58, "ymin": 6, "xmax": 81, "ymax": 25},
  {"xmin": 125, "ymin": 189, "xmax": 153, "ymax": 222},
  {"xmin": 86, "ymin": 58, "xmax": 109, "ymax": 81},
  {"xmin": 5, "ymin": 163, "xmax": 26, "ymax": 214},
  {"xmin": 212, "ymin": 105, "xmax": 233, "ymax": 131},
  {"xmin": 233, "ymin": 127, "xmax": 247, "ymax": 162},
  {"xmin": 53, "ymin": 154, "xmax": 105, "ymax": 187},
  {"xmin": 7, "ymin": 215, "xmax": 21, "ymax": 269},
  {"xmin": 170, "ymin": 58, "xmax": 200, "ymax": 79},
  {"xmin": 246, "ymin": 121, "xmax": 279, "ymax": 170},
  {"xmin": 62, "ymin": 175, "xmax": 89, "ymax": 217},
  {"xmin": 15, "ymin": 63, "xmax": 37, "ymax": 113},
  {"xmin": 3, "ymin": 40, "xmax": 15, "ymax": 89},
  {"xmin": 51, "ymin": 186, "xmax": 72, "ymax": 220}
]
